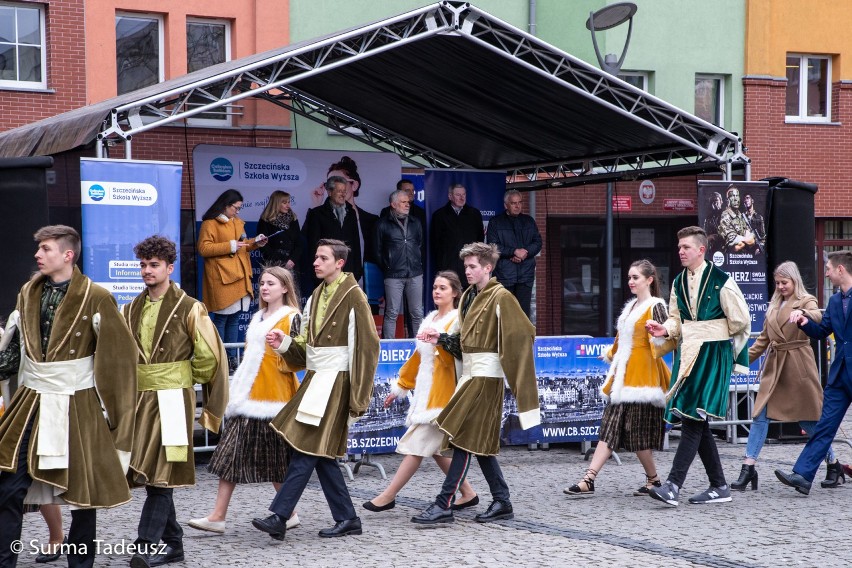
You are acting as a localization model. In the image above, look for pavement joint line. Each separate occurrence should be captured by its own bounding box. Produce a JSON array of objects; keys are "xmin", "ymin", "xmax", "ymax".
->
[{"xmin": 342, "ymin": 484, "xmax": 763, "ymax": 568}]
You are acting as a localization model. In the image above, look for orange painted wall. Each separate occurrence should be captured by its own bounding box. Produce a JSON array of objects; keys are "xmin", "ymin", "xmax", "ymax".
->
[
  {"xmin": 84, "ymin": 0, "xmax": 290, "ymax": 126},
  {"xmin": 746, "ymin": 0, "xmax": 852, "ymax": 78}
]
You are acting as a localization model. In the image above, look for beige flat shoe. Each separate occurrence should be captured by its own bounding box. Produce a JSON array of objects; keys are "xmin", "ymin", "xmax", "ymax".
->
[
  {"xmin": 285, "ymin": 513, "xmax": 301, "ymax": 529},
  {"xmin": 188, "ymin": 516, "xmax": 226, "ymax": 533}
]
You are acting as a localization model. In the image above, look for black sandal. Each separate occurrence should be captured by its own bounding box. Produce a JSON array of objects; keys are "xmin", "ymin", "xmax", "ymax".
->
[
  {"xmin": 633, "ymin": 473, "xmax": 662, "ymax": 496},
  {"xmin": 564, "ymin": 468, "xmax": 597, "ymax": 496}
]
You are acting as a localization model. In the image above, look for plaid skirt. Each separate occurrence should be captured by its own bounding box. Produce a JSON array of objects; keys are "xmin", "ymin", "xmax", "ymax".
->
[
  {"xmin": 598, "ymin": 402, "xmax": 665, "ymax": 452},
  {"xmin": 207, "ymin": 415, "xmax": 290, "ymax": 484}
]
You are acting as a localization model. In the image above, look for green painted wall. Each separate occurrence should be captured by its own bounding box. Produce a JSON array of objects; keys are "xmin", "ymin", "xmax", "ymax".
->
[{"xmin": 288, "ymin": 0, "xmax": 746, "ymax": 150}]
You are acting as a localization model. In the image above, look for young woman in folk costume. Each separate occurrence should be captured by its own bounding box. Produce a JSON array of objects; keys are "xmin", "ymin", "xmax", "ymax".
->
[
  {"xmin": 189, "ymin": 266, "xmax": 304, "ymax": 533},
  {"xmin": 565, "ymin": 260, "xmax": 674, "ymax": 497},
  {"xmin": 363, "ymin": 271, "xmax": 478, "ymax": 512}
]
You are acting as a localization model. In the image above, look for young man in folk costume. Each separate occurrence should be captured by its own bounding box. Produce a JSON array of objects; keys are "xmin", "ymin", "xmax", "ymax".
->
[
  {"xmin": 253, "ymin": 238, "xmax": 379, "ymax": 539},
  {"xmin": 645, "ymin": 226, "xmax": 751, "ymax": 506},
  {"xmin": 122, "ymin": 236, "xmax": 229, "ymax": 567},
  {"xmin": 0, "ymin": 225, "xmax": 137, "ymax": 568},
  {"xmin": 411, "ymin": 242, "xmax": 540, "ymax": 525}
]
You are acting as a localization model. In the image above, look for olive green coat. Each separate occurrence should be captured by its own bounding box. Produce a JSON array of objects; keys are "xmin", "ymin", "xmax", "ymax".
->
[
  {"xmin": 123, "ymin": 283, "xmax": 228, "ymax": 488},
  {"xmin": 0, "ymin": 267, "xmax": 137, "ymax": 508},
  {"xmin": 271, "ymin": 273, "xmax": 379, "ymax": 459},
  {"xmin": 437, "ymin": 278, "xmax": 539, "ymax": 456}
]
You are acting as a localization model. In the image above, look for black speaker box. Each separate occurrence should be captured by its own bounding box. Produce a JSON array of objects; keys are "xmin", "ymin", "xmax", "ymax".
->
[
  {"xmin": 763, "ymin": 177, "xmax": 818, "ymax": 295},
  {"xmin": 0, "ymin": 158, "xmax": 53, "ymax": 319}
]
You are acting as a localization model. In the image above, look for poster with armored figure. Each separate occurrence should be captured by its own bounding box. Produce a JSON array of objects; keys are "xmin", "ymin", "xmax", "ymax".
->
[{"xmin": 698, "ymin": 180, "xmax": 769, "ymax": 333}]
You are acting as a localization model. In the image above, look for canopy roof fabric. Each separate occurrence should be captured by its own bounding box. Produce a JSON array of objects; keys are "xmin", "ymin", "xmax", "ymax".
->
[{"xmin": 0, "ymin": 1, "xmax": 748, "ymax": 187}]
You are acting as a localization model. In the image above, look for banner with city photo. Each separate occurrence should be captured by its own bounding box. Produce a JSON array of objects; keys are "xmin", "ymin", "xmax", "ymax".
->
[
  {"xmin": 80, "ymin": 158, "xmax": 183, "ymax": 305},
  {"xmin": 698, "ymin": 180, "xmax": 769, "ymax": 334}
]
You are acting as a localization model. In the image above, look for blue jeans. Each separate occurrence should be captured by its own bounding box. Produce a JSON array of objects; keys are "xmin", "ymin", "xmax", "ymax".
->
[
  {"xmin": 210, "ymin": 310, "xmax": 242, "ymax": 358},
  {"xmin": 744, "ymin": 406, "xmax": 835, "ymax": 462}
]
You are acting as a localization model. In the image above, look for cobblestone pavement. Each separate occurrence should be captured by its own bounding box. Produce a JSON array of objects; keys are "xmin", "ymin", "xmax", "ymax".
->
[{"xmin": 15, "ymin": 415, "xmax": 852, "ymax": 567}]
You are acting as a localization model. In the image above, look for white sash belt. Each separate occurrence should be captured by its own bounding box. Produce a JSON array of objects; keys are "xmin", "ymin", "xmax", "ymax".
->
[
  {"xmin": 676, "ymin": 318, "xmax": 731, "ymax": 382},
  {"xmin": 20, "ymin": 356, "xmax": 95, "ymax": 470},
  {"xmin": 457, "ymin": 352, "xmax": 504, "ymax": 390},
  {"xmin": 297, "ymin": 346, "xmax": 349, "ymax": 426}
]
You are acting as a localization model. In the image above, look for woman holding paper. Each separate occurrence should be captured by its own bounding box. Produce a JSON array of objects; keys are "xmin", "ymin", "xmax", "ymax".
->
[
  {"xmin": 189, "ymin": 266, "xmax": 303, "ymax": 533},
  {"xmin": 564, "ymin": 260, "xmax": 673, "ymax": 497},
  {"xmin": 257, "ymin": 191, "xmax": 302, "ymax": 273},
  {"xmin": 198, "ymin": 189, "xmax": 267, "ymax": 370},
  {"xmin": 363, "ymin": 271, "xmax": 478, "ymax": 512}
]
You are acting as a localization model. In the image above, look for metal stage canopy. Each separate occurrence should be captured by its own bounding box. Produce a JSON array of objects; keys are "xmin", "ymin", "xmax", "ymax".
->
[{"xmin": 0, "ymin": 1, "xmax": 749, "ymax": 187}]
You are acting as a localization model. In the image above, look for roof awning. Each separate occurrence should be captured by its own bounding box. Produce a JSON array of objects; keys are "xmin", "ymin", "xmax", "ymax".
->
[{"xmin": 0, "ymin": 1, "xmax": 748, "ymax": 187}]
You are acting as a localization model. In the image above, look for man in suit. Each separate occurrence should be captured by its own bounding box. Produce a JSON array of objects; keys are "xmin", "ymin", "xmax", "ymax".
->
[
  {"xmin": 777, "ymin": 250, "xmax": 852, "ymax": 494},
  {"xmin": 430, "ymin": 183, "xmax": 484, "ymax": 279},
  {"xmin": 302, "ymin": 177, "xmax": 364, "ymax": 283}
]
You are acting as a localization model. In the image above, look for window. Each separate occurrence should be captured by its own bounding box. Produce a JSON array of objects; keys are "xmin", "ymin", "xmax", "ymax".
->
[
  {"xmin": 786, "ymin": 54, "xmax": 831, "ymax": 122},
  {"xmin": 617, "ymin": 71, "xmax": 649, "ymax": 91},
  {"xmin": 186, "ymin": 18, "xmax": 231, "ymax": 125},
  {"xmin": 694, "ymin": 75, "xmax": 724, "ymax": 126},
  {"xmin": 0, "ymin": 2, "xmax": 46, "ymax": 89},
  {"xmin": 116, "ymin": 13, "xmax": 164, "ymax": 95}
]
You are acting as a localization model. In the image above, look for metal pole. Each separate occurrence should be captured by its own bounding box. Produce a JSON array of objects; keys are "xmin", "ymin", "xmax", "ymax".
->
[{"xmin": 605, "ymin": 182, "xmax": 614, "ymax": 336}]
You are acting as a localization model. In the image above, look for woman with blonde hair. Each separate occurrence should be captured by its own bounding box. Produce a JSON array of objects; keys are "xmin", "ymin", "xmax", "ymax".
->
[
  {"xmin": 363, "ymin": 271, "xmax": 478, "ymax": 512},
  {"xmin": 189, "ymin": 265, "xmax": 304, "ymax": 533},
  {"xmin": 732, "ymin": 260, "xmax": 842, "ymax": 490},
  {"xmin": 564, "ymin": 259, "xmax": 673, "ymax": 497},
  {"xmin": 257, "ymin": 191, "xmax": 302, "ymax": 273}
]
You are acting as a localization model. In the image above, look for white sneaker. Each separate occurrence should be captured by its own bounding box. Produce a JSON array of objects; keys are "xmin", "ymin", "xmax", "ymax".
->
[
  {"xmin": 285, "ymin": 513, "xmax": 301, "ymax": 529},
  {"xmin": 188, "ymin": 516, "xmax": 226, "ymax": 533}
]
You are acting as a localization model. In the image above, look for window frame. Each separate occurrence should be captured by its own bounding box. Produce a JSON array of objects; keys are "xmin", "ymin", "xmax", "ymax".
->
[
  {"xmin": 0, "ymin": 1, "xmax": 47, "ymax": 90},
  {"xmin": 617, "ymin": 71, "xmax": 649, "ymax": 92},
  {"xmin": 785, "ymin": 53, "xmax": 832, "ymax": 124},
  {"xmin": 185, "ymin": 16, "xmax": 232, "ymax": 127},
  {"xmin": 694, "ymin": 74, "xmax": 725, "ymax": 127},
  {"xmin": 115, "ymin": 11, "xmax": 165, "ymax": 96}
]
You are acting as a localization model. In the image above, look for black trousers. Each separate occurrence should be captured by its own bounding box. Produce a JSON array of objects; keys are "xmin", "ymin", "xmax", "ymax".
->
[
  {"xmin": 667, "ymin": 418, "xmax": 727, "ymax": 489},
  {"xmin": 435, "ymin": 448, "xmax": 510, "ymax": 510},
  {"xmin": 503, "ymin": 282, "xmax": 533, "ymax": 318},
  {"xmin": 269, "ymin": 449, "xmax": 356, "ymax": 522},
  {"xmin": 0, "ymin": 420, "xmax": 97, "ymax": 568},
  {"xmin": 136, "ymin": 486, "xmax": 182, "ymax": 549}
]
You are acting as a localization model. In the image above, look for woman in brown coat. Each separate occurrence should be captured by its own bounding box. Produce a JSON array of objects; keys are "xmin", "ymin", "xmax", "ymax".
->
[
  {"xmin": 732, "ymin": 261, "xmax": 842, "ymax": 490},
  {"xmin": 198, "ymin": 189, "xmax": 267, "ymax": 368}
]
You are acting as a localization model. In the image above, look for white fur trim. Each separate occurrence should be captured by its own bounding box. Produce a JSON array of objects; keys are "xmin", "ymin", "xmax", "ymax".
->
[
  {"xmin": 605, "ymin": 297, "xmax": 667, "ymax": 405},
  {"xmin": 518, "ymin": 408, "xmax": 541, "ymax": 430},
  {"xmin": 226, "ymin": 306, "xmax": 298, "ymax": 419},
  {"xmin": 390, "ymin": 381, "xmax": 409, "ymax": 399},
  {"xmin": 403, "ymin": 310, "xmax": 458, "ymax": 426}
]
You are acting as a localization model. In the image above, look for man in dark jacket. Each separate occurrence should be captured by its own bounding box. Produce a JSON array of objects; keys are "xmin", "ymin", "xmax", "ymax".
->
[
  {"xmin": 430, "ymin": 183, "xmax": 484, "ymax": 279},
  {"xmin": 486, "ymin": 190, "xmax": 541, "ymax": 318},
  {"xmin": 303, "ymin": 177, "xmax": 364, "ymax": 283},
  {"xmin": 375, "ymin": 189, "xmax": 424, "ymax": 338}
]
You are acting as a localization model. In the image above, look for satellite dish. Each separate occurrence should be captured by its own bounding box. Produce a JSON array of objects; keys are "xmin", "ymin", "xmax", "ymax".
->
[{"xmin": 585, "ymin": 2, "xmax": 637, "ymax": 75}]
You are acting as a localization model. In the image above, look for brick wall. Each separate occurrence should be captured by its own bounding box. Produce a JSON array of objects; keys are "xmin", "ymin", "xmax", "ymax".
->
[
  {"xmin": 0, "ymin": 0, "xmax": 87, "ymax": 131},
  {"xmin": 743, "ymin": 77, "xmax": 852, "ymax": 217}
]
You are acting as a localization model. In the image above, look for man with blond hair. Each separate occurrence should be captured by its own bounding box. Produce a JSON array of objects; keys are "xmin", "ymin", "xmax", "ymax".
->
[{"xmin": 411, "ymin": 242, "xmax": 540, "ymax": 526}]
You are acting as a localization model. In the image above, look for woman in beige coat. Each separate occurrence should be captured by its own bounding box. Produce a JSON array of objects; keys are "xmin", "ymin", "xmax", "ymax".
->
[{"xmin": 732, "ymin": 261, "xmax": 842, "ymax": 491}]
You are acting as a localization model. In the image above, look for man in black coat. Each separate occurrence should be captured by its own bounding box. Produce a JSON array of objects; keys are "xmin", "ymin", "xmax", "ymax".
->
[
  {"xmin": 375, "ymin": 189, "xmax": 424, "ymax": 338},
  {"xmin": 303, "ymin": 177, "xmax": 364, "ymax": 283},
  {"xmin": 430, "ymin": 183, "xmax": 484, "ymax": 279},
  {"xmin": 486, "ymin": 189, "xmax": 542, "ymax": 318}
]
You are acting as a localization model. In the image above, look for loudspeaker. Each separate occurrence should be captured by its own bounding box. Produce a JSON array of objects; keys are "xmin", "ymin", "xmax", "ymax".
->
[
  {"xmin": 763, "ymin": 177, "xmax": 818, "ymax": 295},
  {"xmin": 0, "ymin": 158, "xmax": 52, "ymax": 319}
]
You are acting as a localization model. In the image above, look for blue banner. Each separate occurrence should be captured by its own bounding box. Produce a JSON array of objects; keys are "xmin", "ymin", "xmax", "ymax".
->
[
  {"xmin": 80, "ymin": 158, "xmax": 183, "ymax": 305},
  {"xmin": 344, "ymin": 335, "xmax": 766, "ymax": 453}
]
